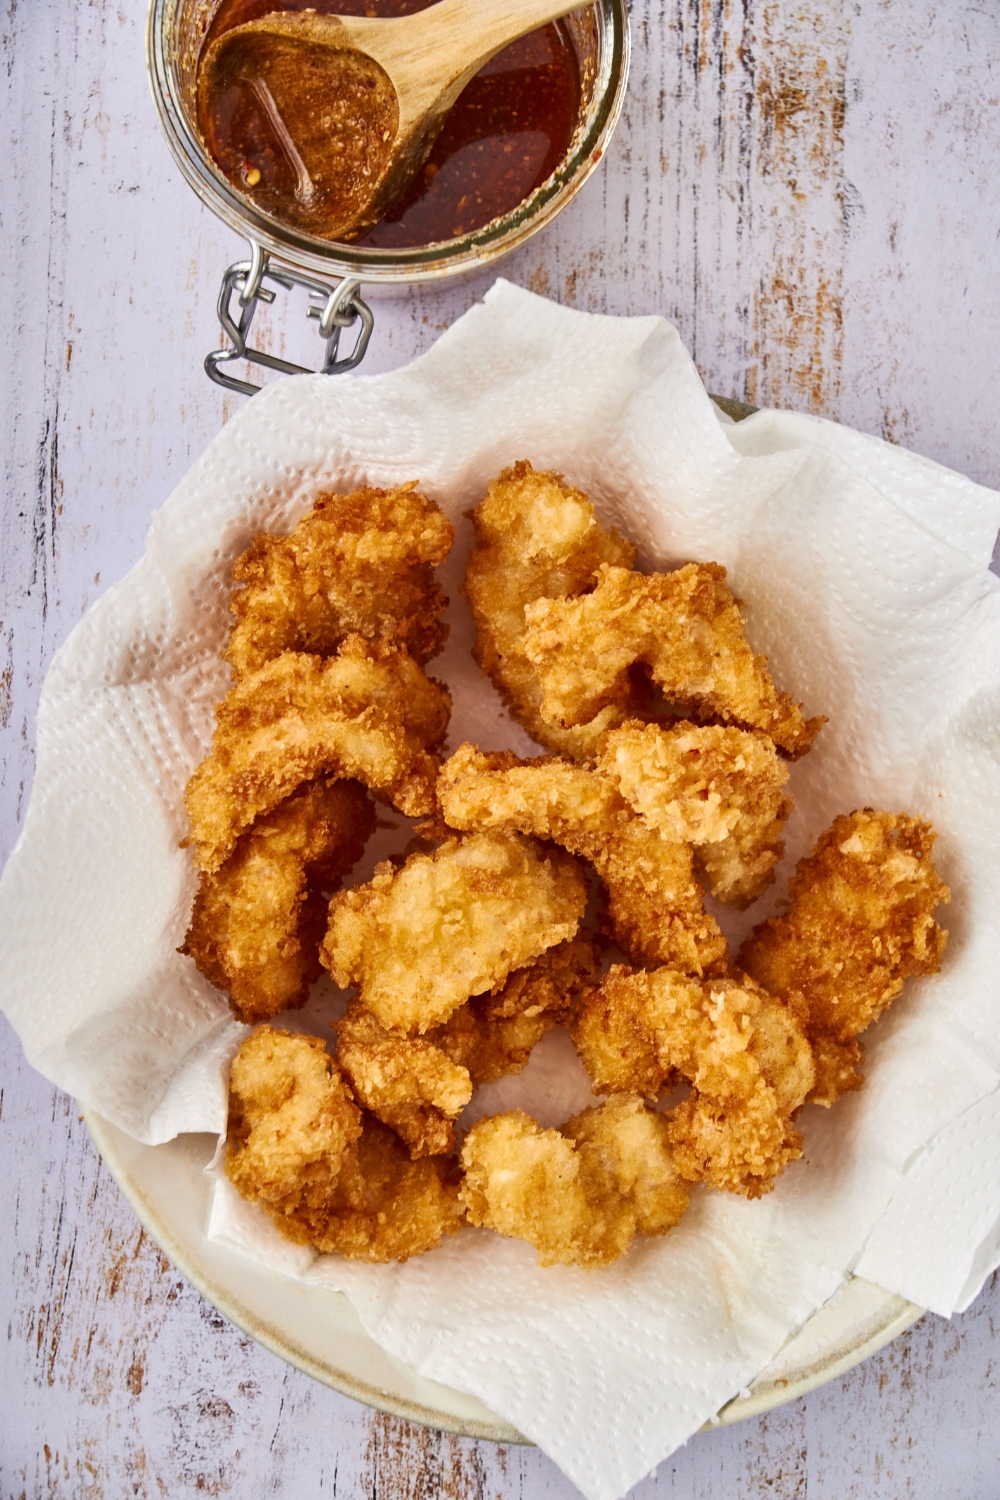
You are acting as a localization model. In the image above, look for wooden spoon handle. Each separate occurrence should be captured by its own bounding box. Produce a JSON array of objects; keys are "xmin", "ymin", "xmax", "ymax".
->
[{"xmin": 390, "ymin": 0, "xmax": 589, "ymax": 93}]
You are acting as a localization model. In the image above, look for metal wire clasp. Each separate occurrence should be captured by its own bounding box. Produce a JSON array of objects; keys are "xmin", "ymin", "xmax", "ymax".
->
[{"xmin": 206, "ymin": 242, "xmax": 375, "ymax": 396}]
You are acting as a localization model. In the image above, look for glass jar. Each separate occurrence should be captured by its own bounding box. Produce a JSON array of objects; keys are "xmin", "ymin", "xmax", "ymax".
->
[{"xmin": 146, "ymin": 0, "xmax": 630, "ymax": 390}]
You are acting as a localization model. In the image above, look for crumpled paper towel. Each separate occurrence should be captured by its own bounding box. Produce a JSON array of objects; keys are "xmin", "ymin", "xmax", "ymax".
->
[{"xmin": 3, "ymin": 280, "xmax": 1000, "ymax": 1499}]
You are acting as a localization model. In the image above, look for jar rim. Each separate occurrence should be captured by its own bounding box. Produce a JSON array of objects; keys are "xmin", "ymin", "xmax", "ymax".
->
[{"xmin": 145, "ymin": 0, "xmax": 630, "ymax": 284}]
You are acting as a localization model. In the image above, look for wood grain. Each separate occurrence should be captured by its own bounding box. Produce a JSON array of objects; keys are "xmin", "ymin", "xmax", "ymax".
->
[{"xmin": 3, "ymin": 0, "xmax": 1000, "ymax": 1494}]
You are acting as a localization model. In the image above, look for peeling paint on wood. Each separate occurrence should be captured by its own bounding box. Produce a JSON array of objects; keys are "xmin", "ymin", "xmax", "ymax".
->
[
  {"xmin": 745, "ymin": 2, "xmax": 848, "ymax": 412},
  {"xmin": 361, "ymin": 1410, "xmax": 510, "ymax": 1500},
  {"xmin": 3, "ymin": 0, "xmax": 1000, "ymax": 1494}
]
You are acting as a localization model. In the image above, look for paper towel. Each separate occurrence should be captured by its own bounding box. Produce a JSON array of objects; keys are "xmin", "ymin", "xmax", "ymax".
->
[{"xmin": 3, "ymin": 281, "xmax": 1000, "ymax": 1499}]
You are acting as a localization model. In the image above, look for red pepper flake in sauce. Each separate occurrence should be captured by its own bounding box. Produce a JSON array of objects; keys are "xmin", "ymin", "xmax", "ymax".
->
[
  {"xmin": 197, "ymin": 0, "xmax": 581, "ymax": 248},
  {"xmin": 198, "ymin": 19, "xmax": 399, "ymax": 237}
]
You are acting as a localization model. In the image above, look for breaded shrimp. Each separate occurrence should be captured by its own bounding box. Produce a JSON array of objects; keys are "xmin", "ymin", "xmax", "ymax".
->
[
  {"xmin": 464, "ymin": 461, "xmax": 645, "ymax": 760},
  {"xmin": 226, "ymin": 1027, "xmax": 463, "ymax": 1261},
  {"xmin": 335, "ymin": 1003, "xmax": 472, "ymax": 1158},
  {"xmin": 226, "ymin": 1026, "xmax": 363, "ymax": 1217},
  {"xmin": 184, "ymin": 777, "xmax": 376, "ymax": 1022},
  {"xmin": 739, "ymin": 809, "xmax": 949, "ymax": 1104},
  {"xmin": 428, "ymin": 934, "xmax": 602, "ymax": 1085},
  {"xmin": 460, "ymin": 1094, "xmax": 690, "ymax": 1267},
  {"xmin": 322, "ymin": 830, "xmax": 589, "ymax": 1034},
  {"xmin": 522, "ymin": 562, "xmax": 825, "ymax": 759},
  {"xmin": 226, "ymin": 483, "xmax": 454, "ymax": 678},
  {"xmin": 183, "ymin": 638, "xmax": 450, "ymax": 872},
  {"xmin": 283, "ymin": 1115, "xmax": 465, "ymax": 1262},
  {"xmin": 437, "ymin": 743, "xmax": 728, "ymax": 975},
  {"xmin": 572, "ymin": 967, "xmax": 815, "ymax": 1198},
  {"xmin": 598, "ymin": 721, "xmax": 792, "ymax": 906}
]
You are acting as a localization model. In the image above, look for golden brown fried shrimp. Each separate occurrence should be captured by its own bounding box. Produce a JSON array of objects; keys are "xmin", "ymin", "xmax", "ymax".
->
[
  {"xmin": 428, "ymin": 934, "xmax": 602, "ymax": 1085},
  {"xmin": 739, "ymin": 809, "xmax": 949, "ymax": 1105},
  {"xmin": 283, "ymin": 1115, "xmax": 465, "ymax": 1262},
  {"xmin": 225, "ymin": 483, "xmax": 454, "ymax": 678},
  {"xmin": 437, "ymin": 743, "xmax": 727, "ymax": 975},
  {"xmin": 522, "ymin": 563, "xmax": 825, "ymax": 759},
  {"xmin": 460, "ymin": 1095, "xmax": 689, "ymax": 1267},
  {"xmin": 226, "ymin": 1027, "xmax": 463, "ymax": 1261},
  {"xmin": 573, "ymin": 968, "xmax": 815, "ymax": 1198},
  {"xmin": 184, "ymin": 778, "xmax": 376, "ymax": 1023},
  {"xmin": 563, "ymin": 1093, "xmax": 691, "ymax": 1239},
  {"xmin": 464, "ymin": 461, "xmax": 646, "ymax": 760},
  {"xmin": 226, "ymin": 1026, "xmax": 363, "ymax": 1218},
  {"xmin": 184, "ymin": 638, "xmax": 450, "ymax": 873},
  {"xmin": 598, "ymin": 722, "xmax": 792, "ymax": 906},
  {"xmin": 335, "ymin": 1003, "xmax": 472, "ymax": 1158},
  {"xmin": 323, "ymin": 831, "xmax": 589, "ymax": 1034}
]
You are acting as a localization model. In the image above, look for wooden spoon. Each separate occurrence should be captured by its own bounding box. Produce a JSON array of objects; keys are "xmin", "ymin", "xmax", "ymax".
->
[{"xmin": 199, "ymin": 0, "xmax": 591, "ymax": 240}]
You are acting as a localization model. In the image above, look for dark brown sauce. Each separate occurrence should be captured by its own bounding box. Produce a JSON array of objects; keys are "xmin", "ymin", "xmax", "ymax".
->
[{"xmin": 199, "ymin": 0, "xmax": 581, "ymax": 248}]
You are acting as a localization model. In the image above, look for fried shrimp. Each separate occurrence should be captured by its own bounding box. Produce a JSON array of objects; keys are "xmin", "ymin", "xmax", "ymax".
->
[
  {"xmin": 427, "ymin": 934, "xmax": 602, "ymax": 1085},
  {"xmin": 598, "ymin": 722, "xmax": 792, "ymax": 906},
  {"xmin": 460, "ymin": 1094, "xmax": 690, "ymax": 1267},
  {"xmin": 572, "ymin": 968, "xmax": 815, "ymax": 1197},
  {"xmin": 183, "ymin": 638, "xmax": 451, "ymax": 873},
  {"xmin": 322, "ymin": 830, "xmax": 589, "ymax": 1034},
  {"xmin": 183, "ymin": 778, "xmax": 376, "ymax": 1023},
  {"xmin": 226, "ymin": 1026, "xmax": 363, "ymax": 1218},
  {"xmin": 203, "ymin": 461, "xmax": 940, "ymax": 1267},
  {"xmin": 739, "ymin": 809, "xmax": 949, "ymax": 1105},
  {"xmin": 284, "ymin": 1115, "xmax": 465, "ymax": 1262},
  {"xmin": 522, "ymin": 563, "xmax": 825, "ymax": 759},
  {"xmin": 226, "ymin": 1027, "xmax": 463, "ymax": 1261},
  {"xmin": 225, "ymin": 483, "xmax": 454, "ymax": 678},
  {"xmin": 335, "ymin": 1003, "xmax": 473, "ymax": 1158},
  {"xmin": 437, "ymin": 743, "xmax": 728, "ymax": 975},
  {"xmin": 464, "ymin": 461, "xmax": 645, "ymax": 760}
]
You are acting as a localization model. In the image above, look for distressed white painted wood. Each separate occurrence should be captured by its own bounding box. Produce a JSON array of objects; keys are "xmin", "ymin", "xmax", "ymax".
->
[{"xmin": 3, "ymin": 0, "xmax": 1000, "ymax": 1494}]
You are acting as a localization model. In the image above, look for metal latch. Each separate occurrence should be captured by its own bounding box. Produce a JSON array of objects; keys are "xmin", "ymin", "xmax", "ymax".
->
[{"xmin": 206, "ymin": 241, "xmax": 374, "ymax": 396}]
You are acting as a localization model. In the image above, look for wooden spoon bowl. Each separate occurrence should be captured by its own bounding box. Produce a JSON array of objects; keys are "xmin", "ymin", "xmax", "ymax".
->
[{"xmin": 198, "ymin": 0, "xmax": 589, "ymax": 239}]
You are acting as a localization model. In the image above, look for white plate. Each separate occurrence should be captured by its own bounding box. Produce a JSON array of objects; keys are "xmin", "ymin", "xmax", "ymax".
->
[{"xmin": 86, "ymin": 1108, "xmax": 923, "ymax": 1441}]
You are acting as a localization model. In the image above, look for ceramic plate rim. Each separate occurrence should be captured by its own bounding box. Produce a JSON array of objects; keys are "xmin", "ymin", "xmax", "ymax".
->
[{"xmin": 84, "ymin": 1107, "xmax": 924, "ymax": 1445}]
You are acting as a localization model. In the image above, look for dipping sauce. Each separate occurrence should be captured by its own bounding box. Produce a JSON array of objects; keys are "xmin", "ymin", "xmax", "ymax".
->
[{"xmin": 198, "ymin": 0, "xmax": 582, "ymax": 248}]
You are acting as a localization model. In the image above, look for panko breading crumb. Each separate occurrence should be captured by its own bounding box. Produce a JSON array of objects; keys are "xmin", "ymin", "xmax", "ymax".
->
[
  {"xmin": 481, "ymin": 932, "xmax": 602, "ymax": 1022},
  {"xmin": 428, "ymin": 934, "xmax": 602, "ymax": 1085},
  {"xmin": 322, "ymin": 830, "xmax": 589, "ymax": 1034},
  {"xmin": 183, "ymin": 638, "xmax": 450, "ymax": 872},
  {"xmin": 225, "ymin": 484, "xmax": 454, "ymax": 678},
  {"xmin": 183, "ymin": 778, "xmax": 376, "ymax": 1023},
  {"xmin": 226, "ymin": 1027, "xmax": 463, "ymax": 1261},
  {"xmin": 460, "ymin": 1095, "xmax": 690, "ymax": 1267},
  {"xmin": 226, "ymin": 1026, "xmax": 363, "ymax": 1218},
  {"xmin": 573, "ymin": 967, "xmax": 815, "ymax": 1198},
  {"xmin": 335, "ymin": 1003, "xmax": 472, "ymax": 1158},
  {"xmin": 464, "ymin": 461, "xmax": 646, "ymax": 761},
  {"xmin": 806, "ymin": 1033, "xmax": 866, "ymax": 1105},
  {"xmin": 598, "ymin": 722, "xmax": 793, "ymax": 906},
  {"xmin": 437, "ymin": 743, "xmax": 728, "ymax": 975},
  {"xmin": 522, "ymin": 562, "xmax": 825, "ymax": 759},
  {"xmin": 739, "ymin": 808, "xmax": 949, "ymax": 1105}
]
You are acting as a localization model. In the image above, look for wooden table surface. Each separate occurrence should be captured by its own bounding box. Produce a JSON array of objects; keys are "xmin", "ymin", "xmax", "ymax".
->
[{"xmin": 3, "ymin": 2, "xmax": 1000, "ymax": 1495}]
